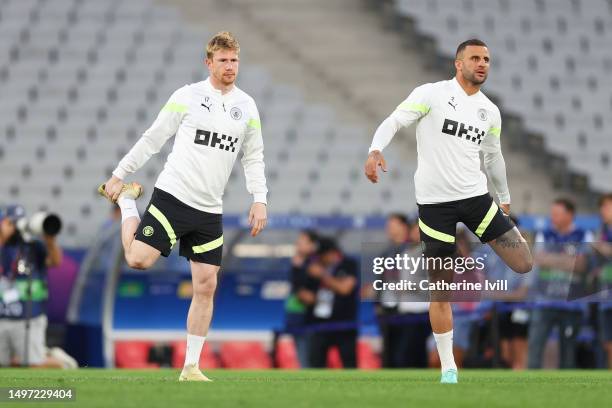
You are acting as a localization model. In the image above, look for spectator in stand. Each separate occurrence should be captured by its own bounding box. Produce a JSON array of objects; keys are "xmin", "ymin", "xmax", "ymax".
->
[
  {"xmin": 593, "ymin": 193, "xmax": 612, "ymax": 368},
  {"xmin": 299, "ymin": 237, "xmax": 359, "ymax": 368},
  {"xmin": 527, "ymin": 198, "xmax": 592, "ymax": 369},
  {"xmin": 285, "ymin": 229, "xmax": 319, "ymax": 368}
]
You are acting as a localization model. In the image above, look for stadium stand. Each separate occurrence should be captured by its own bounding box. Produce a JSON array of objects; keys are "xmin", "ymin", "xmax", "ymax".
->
[
  {"xmin": 219, "ymin": 341, "xmax": 273, "ymax": 369},
  {"xmin": 0, "ymin": 0, "xmax": 414, "ymax": 248},
  {"xmin": 274, "ymin": 337, "xmax": 300, "ymax": 369},
  {"xmin": 114, "ymin": 341, "xmax": 159, "ymax": 369},
  {"xmin": 389, "ymin": 0, "xmax": 612, "ymax": 195}
]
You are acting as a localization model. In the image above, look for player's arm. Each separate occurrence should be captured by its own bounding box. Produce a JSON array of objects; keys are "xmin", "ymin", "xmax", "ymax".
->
[
  {"xmin": 533, "ymin": 232, "xmax": 587, "ymax": 273},
  {"xmin": 365, "ymin": 84, "xmax": 432, "ymax": 183},
  {"xmin": 104, "ymin": 87, "xmax": 189, "ymax": 201},
  {"xmin": 296, "ymin": 288, "xmax": 316, "ymax": 305},
  {"xmin": 241, "ymin": 104, "xmax": 268, "ymax": 237},
  {"xmin": 481, "ymin": 109, "xmax": 510, "ymax": 213},
  {"xmin": 308, "ymin": 260, "xmax": 357, "ymax": 296}
]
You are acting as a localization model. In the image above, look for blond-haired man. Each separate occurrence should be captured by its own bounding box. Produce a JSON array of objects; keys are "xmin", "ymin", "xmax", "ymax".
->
[{"xmin": 99, "ymin": 32, "xmax": 268, "ymax": 381}]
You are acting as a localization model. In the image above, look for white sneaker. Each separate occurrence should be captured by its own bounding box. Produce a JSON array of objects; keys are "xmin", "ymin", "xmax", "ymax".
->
[
  {"xmin": 48, "ymin": 347, "xmax": 78, "ymax": 369},
  {"xmin": 179, "ymin": 364, "xmax": 212, "ymax": 382}
]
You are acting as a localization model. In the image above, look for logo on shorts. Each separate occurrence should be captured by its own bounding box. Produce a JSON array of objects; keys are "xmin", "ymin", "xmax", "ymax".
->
[
  {"xmin": 478, "ymin": 108, "xmax": 488, "ymax": 121},
  {"xmin": 143, "ymin": 226, "xmax": 154, "ymax": 237},
  {"xmin": 230, "ymin": 107, "xmax": 242, "ymax": 120}
]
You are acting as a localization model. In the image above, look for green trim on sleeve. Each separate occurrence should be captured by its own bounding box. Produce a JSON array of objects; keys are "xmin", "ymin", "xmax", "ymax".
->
[
  {"xmin": 489, "ymin": 127, "xmax": 501, "ymax": 137},
  {"xmin": 162, "ymin": 102, "xmax": 188, "ymax": 113},
  {"xmin": 397, "ymin": 102, "xmax": 430, "ymax": 114},
  {"xmin": 247, "ymin": 119, "xmax": 261, "ymax": 130}
]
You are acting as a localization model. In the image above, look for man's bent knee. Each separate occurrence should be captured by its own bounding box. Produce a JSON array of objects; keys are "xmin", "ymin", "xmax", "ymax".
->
[
  {"xmin": 511, "ymin": 246, "xmax": 533, "ymax": 274},
  {"xmin": 513, "ymin": 255, "xmax": 533, "ymax": 274},
  {"xmin": 125, "ymin": 251, "xmax": 156, "ymax": 270}
]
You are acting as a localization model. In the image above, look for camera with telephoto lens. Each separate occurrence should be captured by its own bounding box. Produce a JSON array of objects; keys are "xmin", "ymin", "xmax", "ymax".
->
[
  {"xmin": 2, "ymin": 205, "xmax": 62, "ymax": 237},
  {"xmin": 16, "ymin": 212, "xmax": 62, "ymax": 237}
]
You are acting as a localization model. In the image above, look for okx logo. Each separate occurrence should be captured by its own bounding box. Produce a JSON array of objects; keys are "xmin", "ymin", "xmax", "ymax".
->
[
  {"xmin": 194, "ymin": 129, "xmax": 239, "ymax": 152},
  {"xmin": 441, "ymin": 119, "xmax": 485, "ymax": 145}
]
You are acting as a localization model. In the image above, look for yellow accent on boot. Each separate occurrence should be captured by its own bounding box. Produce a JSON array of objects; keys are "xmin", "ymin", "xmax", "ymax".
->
[
  {"xmin": 97, "ymin": 182, "xmax": 143, "ymax": 203},
  {"xmin": 97, "ymin": 183, "xmax": 112, "ymax": 201},
  {"xmin": 179, "ymin": 365, "xmax": 213, "ymax": 382},
  {"xmin": 118, "ymin": 182, "xmax": 143, "ymax": 201}
]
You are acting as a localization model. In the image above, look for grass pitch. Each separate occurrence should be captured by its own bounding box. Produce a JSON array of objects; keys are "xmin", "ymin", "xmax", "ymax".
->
[{"xmin": 1, "ymin": 369, "xmax": 611, "ymax": 408}]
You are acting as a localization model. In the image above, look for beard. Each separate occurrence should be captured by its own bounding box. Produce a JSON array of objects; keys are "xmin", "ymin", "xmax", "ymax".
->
[
  {"xmin": 219, "ymin": 72, "xmax": 236, "ymax": 86},
  {"xmin": 463, "ymin": 68, "xmax": 487, "ymax": 85}
]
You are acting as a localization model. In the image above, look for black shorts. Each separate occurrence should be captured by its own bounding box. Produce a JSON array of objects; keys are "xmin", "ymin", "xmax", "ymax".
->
[
  {"xmin": 135, "ymin": 188, "xmax": 223, "ymax": 265},
  {"xmin": 498, "ymin": 311, "xmax": 529, "ymax": 339},
  {"xmin": 418, "ymin": 193, "xmax": 514, "ymax": 257}
]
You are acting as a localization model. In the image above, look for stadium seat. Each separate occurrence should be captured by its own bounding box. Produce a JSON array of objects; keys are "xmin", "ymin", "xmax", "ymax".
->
[
  {"xmin": 274, "ymin": 338, "xmax": 300, "ymax": 369},
  {"xmin": 219, "ymin": 341, "xmax": 272, "ymax": 369},
  {"xmin": 326, "ymin": 347, "xmax": 343, "ymax": 369},
  {"xmin": 393, "ymin": 0, "xmax": 612, "ymax": 193},
  {"xmin": 170, "ymin": 341, "xmax": 220, "ymax": 369},
  {"xmin": 357, "ymin": 341, "xmax": 381, "ymax": 370},
  {"xmin": 114, "ymin": 341, "xmax": 159, "ymax": 368}
]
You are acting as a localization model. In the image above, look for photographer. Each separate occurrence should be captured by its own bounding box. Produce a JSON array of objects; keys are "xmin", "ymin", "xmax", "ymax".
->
[{"xmin": 0, "ymin": 205, "xmax": 62, "ymax": 367}]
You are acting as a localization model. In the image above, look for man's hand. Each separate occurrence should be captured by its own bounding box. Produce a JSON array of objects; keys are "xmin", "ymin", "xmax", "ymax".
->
[
  {"xmin": 104, "ymin": 175, "xmax": 124, "ymax": 203},
  {"xmin": 500, "ymin": 203, "xmax": 510, "ymax": 215},
  {"xmin": 307, "ymin": 262, "xmax": 325, "ymax": 279},
  {"xmin": 248, "ymin": 202, "xmax": 267, "ymax": 237},
  {"xmin": 364, "ymin": 150, "xmax": 387, "ymax": 183},
  {"xmin": 43, "ymin": 234, "xmax": 63, "ymax": 268}
]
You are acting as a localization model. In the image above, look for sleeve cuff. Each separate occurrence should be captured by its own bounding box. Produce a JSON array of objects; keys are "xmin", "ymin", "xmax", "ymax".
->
[
  {"xmin": 497, "ymin": 193, "xmax": 511, "ymax": 205},
  {"xmin": 253, "ymin": 192, "xmax": 267, "ymax": 205},
  {"xmin": 112, "ymin": 167, "xmax": 128, "ymax": 180}
]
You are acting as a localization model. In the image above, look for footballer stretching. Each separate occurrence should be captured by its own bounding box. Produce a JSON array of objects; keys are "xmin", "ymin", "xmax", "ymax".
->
[
  {"xmin": 98, "ymin": 32, "xmax": 268, "ymax": 381},
  {"xmin": 365, "ymin": 39, "xmax": 533, "ymax": 384}
]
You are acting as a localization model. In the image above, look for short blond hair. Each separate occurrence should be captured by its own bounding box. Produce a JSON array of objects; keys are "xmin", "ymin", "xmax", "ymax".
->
[{"xmin": 206, "ymin": 31, "xmax": 240, "ymax": 59}]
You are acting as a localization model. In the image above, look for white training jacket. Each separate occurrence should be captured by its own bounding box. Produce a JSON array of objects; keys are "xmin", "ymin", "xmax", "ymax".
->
[
  {"xmin": 369, "ymin": 77, "xmax": 510, "ymax": 205},
  {"xmin": 113, "ymin": 77, "xmax": 267, "ymax": 214}
]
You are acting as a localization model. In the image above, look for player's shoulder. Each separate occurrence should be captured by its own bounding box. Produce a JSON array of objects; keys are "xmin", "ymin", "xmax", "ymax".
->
[
  {"xmin": 478, "ymin": 89, "xmax": 501, "ymax": 114},
  {"xmin": 233, "ymin": 85, "xmax": 258, "ymax": 107},
  {"xmin": 411, "ymin": 80, "xmax": 445, "ymax": 94},
  {"xmin": 410, "ymin": 79, "xmax": 454, "ymax": 99},
  {"xmin": 168, "ymin": 83, "xmax": 193, "ymax": 101}
]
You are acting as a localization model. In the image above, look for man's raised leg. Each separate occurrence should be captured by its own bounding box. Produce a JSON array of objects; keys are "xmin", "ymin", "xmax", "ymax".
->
[
  {"xmin": 179, "ymin": 261, "xmax": 219, "ymax": 382},
  {"xmin": 100, "ymin": 181, "xmax": 161, "ymax": 270},
  {"xmin": 118, "ymin": 192, "xmax": 161, "ymax": 270},
  {"xmin": 488, "ymin": 227, "xmax": 533, "ymax": 274}
]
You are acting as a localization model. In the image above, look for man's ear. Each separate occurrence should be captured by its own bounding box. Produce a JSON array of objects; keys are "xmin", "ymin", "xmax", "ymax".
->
[{"xmin": 454, "ymin": 59, "xmax": 462, "ymax": 72}]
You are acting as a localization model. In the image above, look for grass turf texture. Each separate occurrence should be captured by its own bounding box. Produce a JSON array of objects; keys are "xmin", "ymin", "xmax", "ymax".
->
[{"xmin": 1, "ymin": 369, "xmax": 611, "ymax": 408}]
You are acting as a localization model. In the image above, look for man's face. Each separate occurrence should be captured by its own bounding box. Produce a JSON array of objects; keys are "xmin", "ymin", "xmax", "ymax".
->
[
  {"xmin": 319, "ymin": 251, "xmax": 336, "ymax": 266},
  {"xmin": 206, "ymin": 49, "xmax": 239, "ymax": 86},
  {"xmin": 600, "ymin": 199, "xmax": 612, "ymax": 224},
  {"xmin": 386, "ymin": 217, "xmax": 408, "ymax": 244},
  {"xmin": 456, "ymin": 45, "xmax": 490, "ymax": 85},
  {"xmin": 550, "ymin": 204, "xmax": 573, "ymax": 231},
  {"xmin": 0, "ymin": 218, "xmax": 15, "ymax": 241},
  {"xmin": 295, "ymin": 233, "xmax": 316, "ymax": 257}
]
